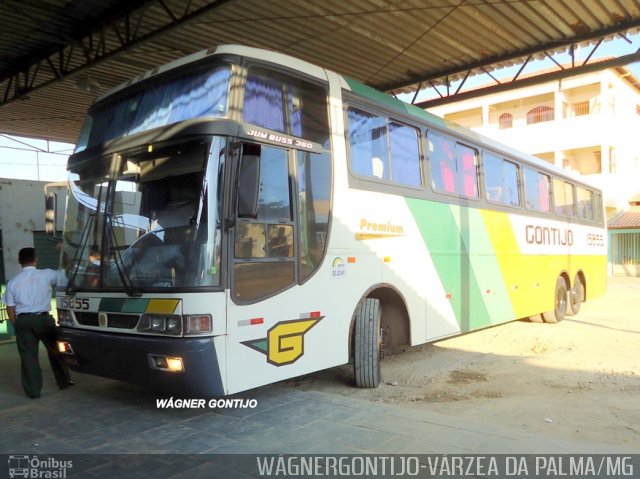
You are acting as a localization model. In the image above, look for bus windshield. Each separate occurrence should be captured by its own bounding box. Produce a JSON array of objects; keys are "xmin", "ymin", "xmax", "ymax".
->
[
  {"xmin": 63, "ymin": 137, "xmax": 226, "ymax": 293},
  {"xmin": 75, "ymin": 64, "xmax": 231, "ymax": 153}
]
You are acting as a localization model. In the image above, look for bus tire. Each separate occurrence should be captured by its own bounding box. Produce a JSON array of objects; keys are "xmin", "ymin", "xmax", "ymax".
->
[
  {"xmin": 543, "ymin": 276, "xmax": 568, "ymax": 323},
  {"xmin": 568, "ymin": 275, "xmax": 584, "ymax": 316},
  {"xmin": 353, "ymin": 298, "xmax": 382, "ymax": 388},
  {"xmin": 528, "ymin": 314, "xmax": 544, "ymax": 323}
]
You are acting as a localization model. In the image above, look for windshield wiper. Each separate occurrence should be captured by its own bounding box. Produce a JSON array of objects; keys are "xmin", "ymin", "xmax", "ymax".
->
[
  {"xmin": 105, "ymin": 214, "xmax": 142, "ymax": 297},
  {"xmin": 66, "ymin": 213, "xmax": 95, "ymax": 294}
]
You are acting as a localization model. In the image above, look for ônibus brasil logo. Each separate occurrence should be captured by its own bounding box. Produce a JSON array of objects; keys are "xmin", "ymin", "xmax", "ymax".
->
[{"xmin": 8, "ymin": 455, "xmax": 72, "ymax": 478}]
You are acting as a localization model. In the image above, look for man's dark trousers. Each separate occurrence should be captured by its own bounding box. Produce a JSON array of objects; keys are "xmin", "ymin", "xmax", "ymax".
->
[{"xmin": 15, "ymin": 313, "xmax": 71, "ymax": 398}]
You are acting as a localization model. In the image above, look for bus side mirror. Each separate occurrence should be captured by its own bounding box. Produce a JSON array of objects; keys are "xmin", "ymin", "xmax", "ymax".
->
[
  {"xmin": 237, "ymin": 154, "xmax": 260, "ymax": 218},
  {"xmin": 45, "ymin": 192, "xmax": 57, "ymax": 236}
]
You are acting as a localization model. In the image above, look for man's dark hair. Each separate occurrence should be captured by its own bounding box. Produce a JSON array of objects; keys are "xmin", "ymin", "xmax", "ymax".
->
[{"xmin": 18, "ymin": 247, "xmax": 37, "ymax": 265}]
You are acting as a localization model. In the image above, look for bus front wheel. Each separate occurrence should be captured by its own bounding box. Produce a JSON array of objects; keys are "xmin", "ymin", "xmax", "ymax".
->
[
  {"xmin": 353, "ymin": 298, "xmax": 382, "ymax": 388},
  {"xmin": 542, "ymin": 276, "xmax": 568, "ymax": 323}
]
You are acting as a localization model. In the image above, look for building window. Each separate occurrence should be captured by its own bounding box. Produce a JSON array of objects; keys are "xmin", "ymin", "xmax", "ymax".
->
[
  {"xmin": 571, "ymin": 101, "xmax": 590, "ymax": 117},
  {"xmin": 498, "ymin": 113, "xmax": 513, "ymax": 129},
  {"xmin": 526, "ymin": 106, "xmax": 554, "ymax": 125}
]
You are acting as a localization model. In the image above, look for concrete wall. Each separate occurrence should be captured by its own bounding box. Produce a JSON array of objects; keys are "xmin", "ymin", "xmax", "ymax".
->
[{"xmin": 0, "ymin": 179, "xmax": 66, "ymax": 281}]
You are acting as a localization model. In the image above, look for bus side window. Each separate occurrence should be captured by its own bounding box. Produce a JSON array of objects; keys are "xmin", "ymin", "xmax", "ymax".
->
[
  {"xmin": 594, "ymin": 192, "xmax": 603, "ymax": 224},
  {"xmin": 577, "ymin": 186, "xmax": 594, "ymax": 221},
  {"xmin": 244, "ymin": 68, "xmax": 330, "ymax": 145},
  {"xmin": 483, "ymin": 153, "xmax": 521, "ymax": 207},
  {"xmin": 389, "ymin": 122, "xmax": 421, "ymax": 186},
  {"xmin": 429, "ymin": 133, "xmax": 456, "ymax": 194},
  {"xmin": 297, "ymin": 150, "xmax": 331, "ymax": 282},
  {"xmin": 537, "ymin": 174, "xmax": 551, "ymax": 212},
  {"xmin": 553, "ymin": 178, "xmax": 576, "ymax": 217},
  {"xmin": 244, "ymin": 74, "xmax": 286, "ymax": 132},
  {"xmin": 233, "ymin": 144, "xmax": 295, "ymax": 302},
  {"xmin": 347, "ymin": 108, "xmax": 390, "ymax": 180},
  {"xmin": 503, "ymin": 160, "xmax": 521, "ymax": 207},
  {"xmin": 457, "ymin": 144, "xmax": 478, "ymax": 198},
  {"xmin": 523, "ymin": 166, "xmax": 551, "ymax": 213}
]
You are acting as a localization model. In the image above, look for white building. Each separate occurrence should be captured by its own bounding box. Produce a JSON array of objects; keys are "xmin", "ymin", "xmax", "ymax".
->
[
  {"xmin": 426, "ymin": 66, "xmax": 640, "ymax": 218},
  {"xmin": 0, "ymin": 179, "xmax": 66, "ymax": 284}
]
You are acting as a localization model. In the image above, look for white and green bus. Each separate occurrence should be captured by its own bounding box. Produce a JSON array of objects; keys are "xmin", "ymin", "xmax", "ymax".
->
[{"xmin": 53, "ymin": 45, "xmax": 607, "ymax": 396}]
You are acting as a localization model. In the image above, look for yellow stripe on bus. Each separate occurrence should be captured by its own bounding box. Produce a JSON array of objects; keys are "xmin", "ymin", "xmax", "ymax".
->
[{"xmin": 145, "ymin": 299, "xmax": 180, "ymax": 314}]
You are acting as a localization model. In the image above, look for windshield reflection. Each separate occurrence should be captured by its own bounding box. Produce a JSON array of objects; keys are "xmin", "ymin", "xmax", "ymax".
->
[{"xmin": 63, "ymin": 137, "xmax": 225, "ymax": 293}]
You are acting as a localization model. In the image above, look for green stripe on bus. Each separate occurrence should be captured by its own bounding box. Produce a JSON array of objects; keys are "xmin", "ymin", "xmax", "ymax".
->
[
  {"xmin": 406, "ymin": 199, "xmax": 511, "ymax": 331},
  {"xmin": 452, "ymin": 206, "xmax": 515, "ymax": 326},
  {"xmin": 99, "ymin": 298, "xmax": 148, "ymax": 313}
]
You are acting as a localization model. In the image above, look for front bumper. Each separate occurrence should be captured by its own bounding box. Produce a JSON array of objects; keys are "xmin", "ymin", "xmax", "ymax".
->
[{"xmin": 58, "ymin": 327, "xmax": 225, "ymax": 396}]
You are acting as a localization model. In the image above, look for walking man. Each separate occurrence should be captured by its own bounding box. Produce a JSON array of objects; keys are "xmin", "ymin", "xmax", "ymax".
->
[{"xmin": 5, "ymin": 247, "xmax": 73, "ymax": 398}]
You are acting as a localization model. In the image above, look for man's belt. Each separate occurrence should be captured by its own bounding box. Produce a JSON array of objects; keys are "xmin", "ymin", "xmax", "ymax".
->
[{"xmin": 17, "ymin": 312, "xmax": 49, "ymax": 317}]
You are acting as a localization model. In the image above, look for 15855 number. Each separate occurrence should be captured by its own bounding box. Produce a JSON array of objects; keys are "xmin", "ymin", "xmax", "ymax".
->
[{"xmin": 59, "ymin": 296, "xmax": 90, "ymax": 310}]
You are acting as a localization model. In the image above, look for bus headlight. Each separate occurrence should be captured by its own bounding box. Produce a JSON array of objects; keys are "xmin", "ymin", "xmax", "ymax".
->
[
  {"xmin": 57, "ymin": 341, "xmax": 74, "ymax": 354},
  {"xmin": 137, "ymin": 314, "xmax": 182, "ymax": 335},
  {"xmin": 148, "ymin": 355, "xmax": 184, "ymax": 372},
  {"xmin": 185, "ymin": 314, "xmax": 212, "ymax": 334}
]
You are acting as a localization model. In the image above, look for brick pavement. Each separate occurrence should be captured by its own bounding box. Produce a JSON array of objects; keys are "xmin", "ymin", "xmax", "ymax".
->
[{"xmin": 0, "ymin": 276, "xmax": 636, "ymax": 478}]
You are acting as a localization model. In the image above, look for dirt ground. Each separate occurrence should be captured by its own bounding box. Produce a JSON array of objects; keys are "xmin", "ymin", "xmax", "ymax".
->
[{"xmin": 288, "ymin": 276, "xmax": 640, "ymax": 448}]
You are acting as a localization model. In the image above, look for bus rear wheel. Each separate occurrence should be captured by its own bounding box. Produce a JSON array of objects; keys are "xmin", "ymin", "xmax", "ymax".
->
[
  {"xmin": 542, "ymin": 276, "xmax": 568, "ymax": 323},
  {"xmin": 568, "ymin": 275, "xmax": 584, "ymax": 316},
  {"xmin": 353, "ymin": 298, "xmax": 382, "ymax": 388}
]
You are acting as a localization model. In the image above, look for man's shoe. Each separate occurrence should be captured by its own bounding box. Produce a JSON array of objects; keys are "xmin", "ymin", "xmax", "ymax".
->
[{"xmin": 59, "ymin": 380, "xmax": 75, "ymax": 389}]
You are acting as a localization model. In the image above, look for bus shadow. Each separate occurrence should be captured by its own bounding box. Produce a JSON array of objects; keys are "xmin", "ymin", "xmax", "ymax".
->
[{"xmin": 563, "ymin": 317, "xmax": 640, "ymax": 335}]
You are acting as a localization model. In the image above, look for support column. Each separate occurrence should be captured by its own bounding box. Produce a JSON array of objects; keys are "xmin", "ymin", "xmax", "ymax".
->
[
  {"xmin": 482, "ymin": 104, "xmax": 489, "ymax": 128},
  {"xmin": 601, "ymin": 143, "xmax": 610, "ymax": 175},
  {"xmin": 554, "ymin": 150, "xmax": 564, "ymax": 169},
  {"xmin": 554, "ymin": 79, "xmax": 565, "ymax": 122}
]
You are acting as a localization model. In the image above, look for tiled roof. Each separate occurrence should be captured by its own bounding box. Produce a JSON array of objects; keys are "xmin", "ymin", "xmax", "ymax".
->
[{"xmin": 608, "ymin": 205, "xmax": 640, "ymax": 230}]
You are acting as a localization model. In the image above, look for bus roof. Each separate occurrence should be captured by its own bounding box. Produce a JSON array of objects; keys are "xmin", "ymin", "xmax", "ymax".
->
[{"xmin": 95, "ymin": 44, "xmax": 329, "ymax": 104}]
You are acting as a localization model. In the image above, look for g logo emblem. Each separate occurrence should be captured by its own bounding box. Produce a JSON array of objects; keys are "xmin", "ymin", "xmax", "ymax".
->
[{"xmin": 242, "ymin": 316, "xmax": 323, "ymax": 366}]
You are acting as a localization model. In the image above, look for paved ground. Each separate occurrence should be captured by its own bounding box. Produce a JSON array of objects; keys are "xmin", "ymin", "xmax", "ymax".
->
[{"xmin": 0, "ymin": 278, "xmax": 637, "ymax": 478}]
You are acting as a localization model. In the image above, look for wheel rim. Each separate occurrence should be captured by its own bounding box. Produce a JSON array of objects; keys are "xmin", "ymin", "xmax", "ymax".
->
[
  {"xmin": 570, "ymin": 292, "xmax": 578, "ymax": 308},
  {"xmin": 570, "ymin": 279, "xmax": 584, "ymax": 308},
  {"xmin": 556, "ymin": 283, "xmax": 567, "ymax": 314}
]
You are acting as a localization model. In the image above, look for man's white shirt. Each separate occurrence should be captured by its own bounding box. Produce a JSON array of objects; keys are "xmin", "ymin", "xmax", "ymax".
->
[{"xmin": 5, "ymin": 266, "xmax": 66, "ymax": 314}]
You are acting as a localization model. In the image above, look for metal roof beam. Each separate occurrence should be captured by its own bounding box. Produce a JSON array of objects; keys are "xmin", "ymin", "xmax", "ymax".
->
[
  {"xmin": 416, "ymin": 51, "xmax": 640, "ymax": 109},
  {"xmin": 0, "ymin": 0, "xmax": 233, "ymax": 107},
  {"xmin": 384, "ymin": 19, "xmax": 640, "ymax": 94}
]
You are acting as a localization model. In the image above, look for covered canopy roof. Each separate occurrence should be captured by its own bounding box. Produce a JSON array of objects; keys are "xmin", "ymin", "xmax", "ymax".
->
[
  {"xmin": 609, "ymin": 205, "xmax": 640, "ymax": 229},
  {"xmin": 1, "ymin": 0, "xmax": 640, "ymax": 144}
]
